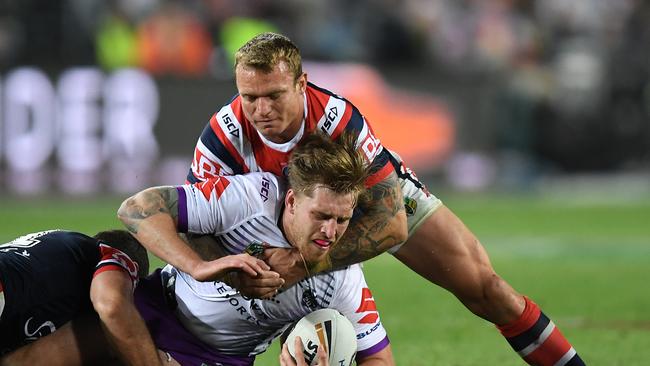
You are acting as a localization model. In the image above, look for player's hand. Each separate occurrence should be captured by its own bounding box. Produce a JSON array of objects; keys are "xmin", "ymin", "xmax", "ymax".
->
[
  {"xmin": 226, "ymin": 269, "xmax": 285, "ymax": 299},
  {"xmin": 190, "ymin": 253, "xmax": 270, "ymax": 282},
  {"xmin": 262, "ymin": 247, "xmax": 309, "ymax": 288},
  {"xmin": 280, "ymin": 336, "xmax": 328, "ymax": 366}
]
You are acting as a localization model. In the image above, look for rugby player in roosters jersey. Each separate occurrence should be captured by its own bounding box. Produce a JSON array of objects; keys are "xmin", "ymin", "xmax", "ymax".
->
[
  {"xmin": 178, "ymin": 32, "xmax": 582, "ymax": 366},
  {"xmin": 0, "ymin": 230, "xmax": 162, "ymax": 366}
]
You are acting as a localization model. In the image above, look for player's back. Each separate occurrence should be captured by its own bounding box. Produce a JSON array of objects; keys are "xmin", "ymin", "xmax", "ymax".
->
[{"xmin": 0, "ymin": 230, "xmax": 100, "ymax": 352}]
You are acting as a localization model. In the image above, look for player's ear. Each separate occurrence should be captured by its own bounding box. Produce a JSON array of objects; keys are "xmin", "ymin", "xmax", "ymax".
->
[
  {"xmin": 297, "ymin": 73, "xmax": 307, "ymax": 94},
  {"xmin": 285, "ymin": 189, "xmax": 296, "ymax": 214}
]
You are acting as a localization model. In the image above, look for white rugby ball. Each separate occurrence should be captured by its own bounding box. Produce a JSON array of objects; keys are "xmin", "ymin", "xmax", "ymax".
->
[{"xmin": 286, "ymin": 309, "xmax": 357, "ymax": 366}]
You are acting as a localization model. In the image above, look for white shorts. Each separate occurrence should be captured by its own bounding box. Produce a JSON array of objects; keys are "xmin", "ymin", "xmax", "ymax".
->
[{"xmin": 385, "ymin": 149, "xmax": 442, "ymax": 254}]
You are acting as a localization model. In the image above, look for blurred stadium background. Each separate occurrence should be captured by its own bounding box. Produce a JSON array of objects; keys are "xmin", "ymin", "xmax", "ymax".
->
[{"xmin": 0, "ymin": 0, "xmax": 649, "ymax": 364}]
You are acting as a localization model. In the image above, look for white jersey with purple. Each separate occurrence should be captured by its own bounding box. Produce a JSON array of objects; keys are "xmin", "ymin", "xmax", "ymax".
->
[{"xmin": 172, "ymin": 172, "xmax": 389, "ymax": 359}]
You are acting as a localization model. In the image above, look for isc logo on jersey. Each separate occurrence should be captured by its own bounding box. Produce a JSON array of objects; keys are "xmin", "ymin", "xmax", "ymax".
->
[{"xmin": 259, "ymin": 176, "xmax": 270, "ymax": 202}]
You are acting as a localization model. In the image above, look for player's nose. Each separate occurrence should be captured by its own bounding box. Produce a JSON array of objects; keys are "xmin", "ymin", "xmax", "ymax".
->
[
  {"xmin": 321, "ymin": 219, "xmax": 337, "ymax": 240},
  {"xmin": 255, "ymin": 97, "xmax": 272, "ymax": 116}
]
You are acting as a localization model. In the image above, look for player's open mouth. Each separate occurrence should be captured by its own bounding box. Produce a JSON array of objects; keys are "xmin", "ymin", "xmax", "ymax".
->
[{"xmin": 313, "ymin": 239, "xmax": 331, "ymax": 249}]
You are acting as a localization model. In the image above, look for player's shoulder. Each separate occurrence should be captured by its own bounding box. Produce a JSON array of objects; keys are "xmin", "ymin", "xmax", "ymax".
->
[
  {"xmin": 239, "ymin": 172, "xmax": 285, "ymax": 204},
  {"xmin": 7, "ymin": 230, "xmax": 92, "ymax": 247},
  {"xmin": 306, "ymin": 82, "xmax": 367, "ymax": 136},
  {"xmin": 306, "ymin": 82, "xmax": 355, "ymax": 111},
  {"xmin": 237, "ymin": 172, "xmax": 283, "ymax": 194}
]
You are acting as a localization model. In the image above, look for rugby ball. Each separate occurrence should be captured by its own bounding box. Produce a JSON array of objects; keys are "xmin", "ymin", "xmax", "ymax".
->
[{"xmin": 285, "ymin": 309, "xmax": 357, "ymax": 366}]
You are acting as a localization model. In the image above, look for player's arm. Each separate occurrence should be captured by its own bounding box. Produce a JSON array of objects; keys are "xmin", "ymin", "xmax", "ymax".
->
[
  {"xmin": 357, "ymin": 346, "xmax": 395, "ymax": 366},
  {"xmin": 89, "ymin": 270, "xmax": 163, "ymax": 366},
  {"xmin": 117, "ymin": 186, "xmax": 269, "ymax": 281}
]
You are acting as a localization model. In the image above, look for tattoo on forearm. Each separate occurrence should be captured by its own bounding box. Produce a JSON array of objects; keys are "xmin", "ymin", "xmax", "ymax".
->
[
  {"xmin": 118, "ymin": 188, "xmax": 179, "ymax": 234},
  {"xmin": 316, "ymin": 171, "xmax": 404, "ymax": 271}
]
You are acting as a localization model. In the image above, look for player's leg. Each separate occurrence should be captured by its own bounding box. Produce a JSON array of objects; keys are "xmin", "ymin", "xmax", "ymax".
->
[
  {"xmin": 388, "ymin": 150, "xmax": 585, "ymax": 365},
  {"xmin": 395, "ymin": 204, "xmax": 525, "ymax": 322},
  {"xmin": 394, "ymin": 209, "xmax": 584, "ymax": 365}
]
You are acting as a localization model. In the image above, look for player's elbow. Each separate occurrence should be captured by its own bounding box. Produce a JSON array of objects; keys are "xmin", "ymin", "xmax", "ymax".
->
[
  {"xmin": 117, "ymin": 191, "xmax": 149, "ymax": 230},
  {"xmin": 92, "ymin": 289, "xmax": 131, "ymax": 324},
  {"xmin": 116, "ymin": 195, "xmax": 135, "ymax": 224}
]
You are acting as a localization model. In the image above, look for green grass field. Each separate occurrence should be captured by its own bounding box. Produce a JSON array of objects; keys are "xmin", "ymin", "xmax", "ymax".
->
[{"xmin": 1, "ymin": 192, "xmax": 649, "ymax": 365}]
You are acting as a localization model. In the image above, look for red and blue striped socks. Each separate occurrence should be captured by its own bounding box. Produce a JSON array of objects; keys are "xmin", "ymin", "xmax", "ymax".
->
[{"xmin": 498, "ymin": 297, "xmax": 585, "ymax": 366}]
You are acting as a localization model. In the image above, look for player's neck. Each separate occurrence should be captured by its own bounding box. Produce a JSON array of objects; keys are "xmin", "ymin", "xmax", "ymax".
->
[{"xmin": 278, "ymin": 204, "xmax": 293, "ymax": 246}]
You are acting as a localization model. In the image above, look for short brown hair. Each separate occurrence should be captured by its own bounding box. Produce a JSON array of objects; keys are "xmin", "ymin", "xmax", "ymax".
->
[
  {"xmin": 235, "ymin": 32, "xmax": 302, "ymax": 80},
  {"xmin": 288, "ymin": 132, "xmax": 369, "ymax": 205}
]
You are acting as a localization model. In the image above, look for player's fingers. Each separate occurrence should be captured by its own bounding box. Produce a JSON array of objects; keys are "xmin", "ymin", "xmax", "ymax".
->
[
  {"xmin": 316, "ymin": 345, "xmax": 328, "ymax": 366},
  {"xmin": 256, "ymin": 258, "xmax": 271, "ymax": 271},
  {"xmin": 279, "ymin": 343, "xmax": 295, "ymax": 366},
  {"xmin": 237, "ymin": 254, "xmax": 271, "ymax": 273},
  {"xmin": 291, "ymin": 337, "xmax": 309, "ymax": 366},
  {"xmin": 238, "ymin": 261, "xmax": 262, "ymax": 277},
  {"xmin": 241, "ymin": 276, "xmax": 284, "ymax": 289}
]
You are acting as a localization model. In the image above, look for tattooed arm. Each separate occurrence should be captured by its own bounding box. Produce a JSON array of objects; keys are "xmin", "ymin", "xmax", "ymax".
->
[
  {"xmin": 318, "ymin": 170, "xmax": 406, "ymax": 271},
  {"xmin": 117, "ymin": 186, "xmax": 269, "ymax": 281}
]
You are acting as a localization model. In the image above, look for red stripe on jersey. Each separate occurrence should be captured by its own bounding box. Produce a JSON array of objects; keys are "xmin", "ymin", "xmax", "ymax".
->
[
  {"xmin": 306, "ymin": 86, "xmax": 330, "ymax": 131},
  {"xmin": 356, "ymin": 288, "xmax": 378, "ymax": 312},
  {"xmin": 524, "ymin": 328, "xmax": 573, "ymax": 366},
  {"xmin": 93, "ymin": 264, "xmax": 129, "ymax": 277},
  {"xmin": 330, "ymin": 103, "xmax": 353, "ymax": 140},
  {"xmin": 358, "ymin": 313, "xmax": 379, "ymax": 324},
  {"xmin": 196, "ymin": 176, "xmax": 231, "ymax": 200},
  {"xmin": 209, "ymin": 113, "xmax": 249, "ymax": 173},
  {"xmin": 364, "ymin": 162, "xmax": 393, "ymax": 188},
  {"xmin": 94, "ymin": 244, "xmax": 139, "ymax": 286}
]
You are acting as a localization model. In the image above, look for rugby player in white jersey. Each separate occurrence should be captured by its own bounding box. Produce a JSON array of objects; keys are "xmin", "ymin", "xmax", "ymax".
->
[{"xmin": 118, "ymin": 132, "xmax": 394, "ymax": 365}]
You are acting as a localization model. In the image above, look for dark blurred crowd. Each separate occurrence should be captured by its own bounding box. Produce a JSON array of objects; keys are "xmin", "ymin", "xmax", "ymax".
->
[{"xmin": 0, "ymin": 0, "xmax": 648, "ymax": 174}]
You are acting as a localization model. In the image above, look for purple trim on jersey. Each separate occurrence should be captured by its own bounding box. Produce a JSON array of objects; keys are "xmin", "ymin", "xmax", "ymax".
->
[
  {"xmin": 134, "ymin": 270, "xmax": 255, "ymax": 366},
  {"xmin": 356, "ymin": 335, "xmax": 390, "ymax": 361},
  {"xmin": 176, "ymin": 187, "xmax": 188, "ymax": 233}
]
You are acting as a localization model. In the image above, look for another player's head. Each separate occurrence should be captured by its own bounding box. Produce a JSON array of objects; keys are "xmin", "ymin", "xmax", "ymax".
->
[
  {"xmin": 234, "ymin": 32, "xmax": 307, "ymax": 144},
  {"xmin": 282, "ymin": 132, "xmax": 369, "ymax": 262},
  {"xmin": 94, "ymin": 230, "xmax": 150, "ymax": 278}
]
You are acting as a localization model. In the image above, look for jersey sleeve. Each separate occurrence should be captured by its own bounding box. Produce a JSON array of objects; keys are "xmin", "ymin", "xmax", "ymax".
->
[
  {"xmin": 187, "ymin": 99, "xmax": 253, "ymax": 183},
  {"xmin": 176, "ymin": 173, "xmax": 282, "ymax": 235},
  {"xmin": 354, "ymin": 116, "xmax": 394, "ymax": 188},
  {"xmin": 94, "ymin": 244, "xmax": 140, "ymax": 289},
  {"xmin": 329, "ymin": 265, "xmax": 389, "ymax": 360}
]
